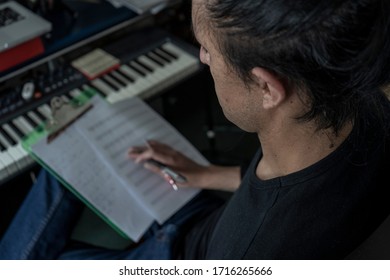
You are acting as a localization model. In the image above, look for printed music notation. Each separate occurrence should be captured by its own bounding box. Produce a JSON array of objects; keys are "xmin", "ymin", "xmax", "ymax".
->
[{"xmin": 31, "ymin": 96, "xmax": 205, "ymax": 241}]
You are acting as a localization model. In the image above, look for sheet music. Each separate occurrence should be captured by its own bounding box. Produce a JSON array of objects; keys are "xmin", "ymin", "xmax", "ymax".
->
[
  {"xmin": 77, "ymin": 96, "xmax": 204, "ymax": 223},
  {"xmin": 31, "ymin": 96, "xmax": 204, "ymax": 240},
  {"xmin": 32, "ymin": 119, "xmax": 154, "ymax": 242}
]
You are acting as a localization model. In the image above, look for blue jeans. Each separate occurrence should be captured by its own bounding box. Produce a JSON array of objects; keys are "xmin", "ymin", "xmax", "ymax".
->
[{"xmin": 0, "ymin": 169, "xmax": 223, "ymax": 260}]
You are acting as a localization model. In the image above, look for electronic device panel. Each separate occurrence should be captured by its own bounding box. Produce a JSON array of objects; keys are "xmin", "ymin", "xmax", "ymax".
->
[
  {"xmin": 0, "ymin": 0, "xmax": 52, "ymax": 52},
  {"xmin": 0, "ymin": 0, "xmax": 140, "ymax": 82}
]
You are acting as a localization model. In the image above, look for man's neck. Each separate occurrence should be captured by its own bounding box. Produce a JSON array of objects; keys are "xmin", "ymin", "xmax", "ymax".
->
[{"xmin": 256, "ymin": 121, "xmax": 353, "ymax": 180}]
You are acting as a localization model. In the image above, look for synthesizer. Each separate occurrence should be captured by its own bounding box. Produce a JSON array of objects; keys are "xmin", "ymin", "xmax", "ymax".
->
[{"xmin": 0, "ymin": 28, "xmax": 202, "ymax": 184}]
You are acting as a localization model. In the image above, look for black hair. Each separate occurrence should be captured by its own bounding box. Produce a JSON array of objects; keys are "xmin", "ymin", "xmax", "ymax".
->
[{"xmin": 202, "ymin": 0, "xmax": 390, "ymax": 133}]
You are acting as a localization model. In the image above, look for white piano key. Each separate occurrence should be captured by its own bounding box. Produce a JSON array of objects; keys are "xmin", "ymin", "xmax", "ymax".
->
[
  {"xmin": 146, "ymin": 51, "xmax": 187, "ymax": 85},
  {"xmin": 160, "ymin": 42, "xmax": 183, "ymax": 58},
  {"xmin": 146, "ymin": 54, "xmax": 164, "ymax": 69},
  {"xmin": 69, "ymin": 88, "xmax": 84, "ymax": 98},
  {"xmin": 100, "ymin": 75, "xmax": 132, "ymax": 103},
  {"xmin": 154, "ymin": 43, "xmax": 200, "ymax": 91},
  {"xmin": 2, "ymin": 123, "xmax": 22, "ymax": 143},
  {"xmin": 142, "ymin": 53, "xmax": 166, "ymax": 68},
  {"xmin": 0, "ymin": 130, "xmax": 18, "ymax": 149},
  {"xmin": 155, "ymin": 49, "xmax": 189, "ymax": 75},
  {"xmin": 37, "ymin": 104, "xmax": 52, "ymax": 120},
  {"xmin": 0, "ymin": 157, "xmax": 9, "ymax": 181},
  {"xmin": 0, "ymin": 133, "xmax": 19, "ymax": 162},
  {"xmin": 4, "ymin": 116, "xmax": 33, "ymax": 168},
  {"xmin": 127, "ymin": 61, "xmax": 148, "ymax": 76},
  {"xmin": 102, "ymin": 75, "xmax": 126, "ymax": 94},
  {"xmin": 120, "ymin": 65, "xmax": 151, "ymax": 91},
  {"xmin": 158, "ymin": 43, "xmax": 199, "ymax": 76},
  {"xmin": 154, "ymin": 48, "xmax": 175, "ymax": 63},
  {"xmin": 8, "ymin": 146, "xmax": 24, "ymax": 169},
  {"xmin": 12, "ymin": 116, "xmax": 35, "ymax": 136},
  {"xmin": 135, "ymin": 56, "xmax": 158, "ymax": 72},
  {"xmin": 0, "ymin": 149, "xmax": 18, "ymax": 175},
  {"xmin": 110, "ymin": 71, "xmax": 141, "ymax": 100},
  {"xmin": 123, "ymin": 64, "xmax": 159, "ymax": 90},
  {"xmin": 32, "ymin": 109, "xmax": 48, "ymax": 124},
  {"xmin": 2, "ymin": 124, "xmax": 21, "ymax": 143},
  {"xmin": 162, "ymin": 42, "xmax": 199, "ymax": 67},
  {"xmin": 99, "ymin": 77, "xmax": 135, "ymax": 104},
  {"xmin": 110, "ymin": 70, "xmax": 131, "ymax": 86},
  {"xmin": 22, "ymin": 113, "xmax": 38, "ymax": 129},
  {"xmin": 12, "ymin": 145, "xmax": 29, "ymax": 167},
  {"xmin": 147, "ymin": 51, "xmax": 167, "ymax": 65},
  {"xmin": 159, "ymin": 42, "xmax": 201, "ymax": 81},
  {"xmin": 137, "ymin": 55, "xmax": 169, "ymax": 80},
  {"xmin": 138, "ymin": 55, "xmax": 173, "ymax": 85},
  {"xmin": 27, "ymin": 111, "xmax": 44, "ymax": 126},
  {"xmin": 2, "ymin": 124, "xmax": 32, "ymax": 164},
  {"xmin": 3, "ymin": 124, "xmax": 34, "ymax": 167},
  {"xmin": 129, "ymin": 61, "xmax": 162, "ymax": 85},
  {"xmin": 137, "ymin": 55, "xmax": 177, "ymax": 95},
  {"xmin": 116, "ymin": 67, "xmax": 137, "ymax": 82},
  {"xmin": 158, "ymin": 49, "xmax": 189, "ymax": 72},
  {"xmin": 90, "ymin": 78, "xmax": 115, "ymax": 96},
  {"xmin": 104, "ymin": 65, "xmax": 153, "ymax": 103},
  {"xmin": 0, "ymin": 133, "xmax": 25, "ymax": 170}
]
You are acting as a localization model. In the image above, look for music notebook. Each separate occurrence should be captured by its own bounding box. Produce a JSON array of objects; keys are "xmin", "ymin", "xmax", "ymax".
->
[{"xmin": 22, "ymin": 93, "xmax": 204, "ymax": 242}]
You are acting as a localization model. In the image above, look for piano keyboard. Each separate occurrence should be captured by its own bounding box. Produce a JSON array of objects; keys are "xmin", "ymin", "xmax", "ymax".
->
[
  {"xmin": 93, "ymin": 42, "xmax": 200, "ymax": 103},
  {"xmin": 0, "ymin": 31, "xmax": 202, "ymax": 183}
]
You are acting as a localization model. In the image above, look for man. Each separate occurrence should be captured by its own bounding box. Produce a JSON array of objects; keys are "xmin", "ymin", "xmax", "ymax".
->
[
  {"xmin": 1, "ymin": 0, "xmax": 390, "ymax": 259},
  {"xmin": 131, "ymin": 0, "xmax": 390, "ymax": 259}
]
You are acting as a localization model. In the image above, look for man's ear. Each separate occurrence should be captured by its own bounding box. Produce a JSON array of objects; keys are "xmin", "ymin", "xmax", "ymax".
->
[{"xmin": 251, "ymin": 67, "xmax": 286, "ymax": 109}]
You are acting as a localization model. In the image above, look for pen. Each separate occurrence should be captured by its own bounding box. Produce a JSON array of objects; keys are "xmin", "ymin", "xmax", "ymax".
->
[{"xmin": 146, "ymin": 159, "xmax": 187, "ymax": 190}]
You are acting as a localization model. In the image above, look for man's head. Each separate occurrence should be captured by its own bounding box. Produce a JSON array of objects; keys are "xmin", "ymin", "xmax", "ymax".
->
[{"xmin": 192, "ymin": 0, "xmax": 390, "ymax": 134}]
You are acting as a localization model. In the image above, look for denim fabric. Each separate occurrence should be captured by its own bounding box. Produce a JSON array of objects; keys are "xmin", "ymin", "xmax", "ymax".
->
[
  {"xmin": 58, "ymin": 223, "xmax": 180, "ymax": 260},
  {"xmin": 0, "ymin": 169, "xmax": 223, "ymax": 260},
  {"xmin": 0, "ymin": 169, "xmax": 84, "ymax": 259}
]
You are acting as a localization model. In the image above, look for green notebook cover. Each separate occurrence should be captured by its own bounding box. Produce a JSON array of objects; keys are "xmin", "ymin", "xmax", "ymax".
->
[{"xmin": 21, "ymin": 89, "xmax": 133, "ymax": 242}]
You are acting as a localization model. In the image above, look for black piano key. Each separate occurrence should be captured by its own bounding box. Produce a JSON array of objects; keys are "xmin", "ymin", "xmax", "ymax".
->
[
  {"xmin": 64, "ymin": 92, "xmax": 74, "ymax": 101},
  {"xmin": 133, "ymin": 59, "xmax": 154, "ymax": 73},
  {"xmin": 158, "ymin": 46, "xmax": 179, "ymax": 60},
  {"xmin": 23, "ymin": 113, "xmax": 39, "ymax": 128},
  {"xmin": 101, "ymin": 76, "xmax": 121, "ymax": 92},
  {"xmin": 152, "ymin": 49, "xmax": 172, "ymax": 63},
  {"xmin": 2, "ymin": 124, "xmax": 20, "ymax": 143},
  {"xmin": 145, "ymin": 53, "xmax": 165, "ymax": 67},
  {"xmin": 33, "ymin": 108, "xmax": 47, "ymax": 121},
  {"xmin": 9, "ymin": 122, "xmax": 26, "ymax": 138},
  {"xmin": 29, "ymin": 110, "xmax": 46, "ymax": 124},
  {"xmin": 116, "ymin": 69, "xmax": 135, "ymax": 83},
  {"xmin": 107, "ymin": 73, "xmax": 127, "ymax": 88},
  {"xmin": 0, "ymin": 141, "xmax": 6, "ymax": 152},
  {"xmin": 87, "ymin": 82, "xmax": 109, "ymax": 97},
  {"xmin": 127, "ymin": 63, "xmax": 147, "ymax": 77},
  {"xmin": 0, "ymin": 127, "xmax": 17, "ymax": 146}
]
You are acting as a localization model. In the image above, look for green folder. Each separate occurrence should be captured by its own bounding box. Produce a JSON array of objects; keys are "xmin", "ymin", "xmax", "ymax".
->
[
  {"xmin": 21, "ymin": 88, "xmax": 203, "ymax": 248},
  {"xmin": 22, "ymin": 89, "xmax": 134, "ymax": 249}
]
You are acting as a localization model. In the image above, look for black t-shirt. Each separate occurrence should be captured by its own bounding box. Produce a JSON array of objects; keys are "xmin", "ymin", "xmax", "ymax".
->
[{"xmin": 179, "ymin": 94, "xmax": 390, "ymax": 259}]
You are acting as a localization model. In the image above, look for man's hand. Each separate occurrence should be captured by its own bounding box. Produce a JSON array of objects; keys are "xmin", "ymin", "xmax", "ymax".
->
[{"xmin": 128, "ymin": 140, "xmax": 241, "ymax": 191}]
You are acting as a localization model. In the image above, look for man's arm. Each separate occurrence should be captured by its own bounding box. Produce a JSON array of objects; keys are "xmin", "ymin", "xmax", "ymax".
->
[{"xmin": 128, "ymin": 140, "xmax": 241, "ymax": 192}]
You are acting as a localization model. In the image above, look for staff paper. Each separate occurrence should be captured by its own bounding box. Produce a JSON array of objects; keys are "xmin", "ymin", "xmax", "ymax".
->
[{"xmin": 31, "ymin": 96, "xmax": 204, "ymax": 241}]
